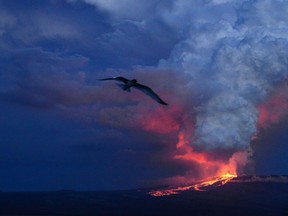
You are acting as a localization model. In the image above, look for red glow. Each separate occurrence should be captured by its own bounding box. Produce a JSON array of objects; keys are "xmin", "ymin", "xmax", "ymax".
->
[
  {"xmin": 149, "ymin": 131, "xmax": 249, "ymax": 196},
  {"xmin": 257, "ymin": 85, "xmax": 288, "ymax": 129},
  {"xmin": 137, "ymin": 106, "xmax": 182, "ymax": 134},
  {"xmin": 174, "ymin": 132, "xmax": 242, "ymax": 178}
]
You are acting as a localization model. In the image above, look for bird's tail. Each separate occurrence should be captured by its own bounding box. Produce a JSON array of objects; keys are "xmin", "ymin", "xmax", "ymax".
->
[{"xmin": 116, "ymin": 84, "xmax": 131, "ymax": 92}]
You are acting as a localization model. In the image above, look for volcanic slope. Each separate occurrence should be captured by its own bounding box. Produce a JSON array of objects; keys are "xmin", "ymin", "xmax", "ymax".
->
[{"xmin": 0, "ymin": 175, "xmax": 287, "ymax": 216}]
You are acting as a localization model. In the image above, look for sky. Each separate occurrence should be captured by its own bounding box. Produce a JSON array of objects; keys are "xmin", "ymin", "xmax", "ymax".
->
[{"xmin": 0, "ymin": 0, "xmax": 288, "ymax": 192}]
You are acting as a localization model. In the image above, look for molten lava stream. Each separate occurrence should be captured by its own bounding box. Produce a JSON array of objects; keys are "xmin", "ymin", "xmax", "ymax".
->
[{"xmin": 149, "ymin": 173, "xmax": 237, "ymax": 197}]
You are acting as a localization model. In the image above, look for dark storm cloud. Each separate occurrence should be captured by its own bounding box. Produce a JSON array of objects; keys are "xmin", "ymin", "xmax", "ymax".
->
[
  {"xmin": 0, "ymin": 0, "xmax": 199, "ymax": 191},
  {"xmin": 0, "ymin": 46, "xmax": 190, "ymax": 137},
  {"xmin": 0, "ymin": 0, "xmax": 178, "ymax": 69},
  {"xmin": 95, "ymin": 19, "xmax": 178, "ymax": 67},
  {"xmin": 0, "ymin": 48, "xmax": 89, "ymax": 108},
  {"xmin": 0, "ymin": 40, "xmax": 195, "ymax": 187}
]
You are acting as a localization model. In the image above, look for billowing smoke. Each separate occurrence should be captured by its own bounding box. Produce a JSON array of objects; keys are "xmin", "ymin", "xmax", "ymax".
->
[{"xmin": 158, "ymin": 0, "xmax": 288, "ymax": 152}]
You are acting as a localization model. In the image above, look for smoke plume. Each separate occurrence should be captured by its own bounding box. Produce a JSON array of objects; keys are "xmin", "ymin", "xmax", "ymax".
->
[{"xmin": 159, "ymin": 0, "xmax": 288, "ymax": 153}]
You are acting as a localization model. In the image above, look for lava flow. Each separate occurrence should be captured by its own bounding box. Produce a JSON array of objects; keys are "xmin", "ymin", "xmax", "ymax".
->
[{"xmin": 149, "ymin": 173, "xmax": 237, "ymax": 196}]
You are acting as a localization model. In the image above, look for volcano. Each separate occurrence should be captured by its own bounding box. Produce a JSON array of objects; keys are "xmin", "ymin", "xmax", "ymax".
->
[{"xmin": 1, "ymin": 175, "xmax": 287, "ymax": 216}]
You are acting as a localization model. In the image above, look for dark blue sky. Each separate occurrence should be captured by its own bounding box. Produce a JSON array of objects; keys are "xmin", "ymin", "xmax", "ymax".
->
[{"xmin": 0, "ymin": 0, "xmax": 288, "ymax": 191}]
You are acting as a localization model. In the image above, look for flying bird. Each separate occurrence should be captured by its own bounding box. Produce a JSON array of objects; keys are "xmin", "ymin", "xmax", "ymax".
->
[{"xmin": 98, "ymin": 76, "xmax": 168, "ymax": 105}]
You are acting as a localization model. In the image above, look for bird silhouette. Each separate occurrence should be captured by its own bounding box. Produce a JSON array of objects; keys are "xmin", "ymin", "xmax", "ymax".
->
[{"xmin": 98, "ymin": 76, "xmax": 168, "ymax": 105}]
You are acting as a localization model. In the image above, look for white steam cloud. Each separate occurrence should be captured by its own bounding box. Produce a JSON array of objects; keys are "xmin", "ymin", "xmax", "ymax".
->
[{"xmin": 159, "ymin": 0, "xmax": 288, "ymax": 151}]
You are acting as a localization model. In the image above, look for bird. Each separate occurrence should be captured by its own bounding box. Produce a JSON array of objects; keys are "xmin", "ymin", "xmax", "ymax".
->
[{"xmin": 98, "ymin": 76, "xmax": 168, "ymax": 105}]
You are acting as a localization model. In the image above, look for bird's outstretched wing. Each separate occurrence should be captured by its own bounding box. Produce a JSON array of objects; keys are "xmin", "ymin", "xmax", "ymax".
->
[
  {"xmin": 97, "ymin": 76, "xmax": 129, "ymax": 84},
  {"xmin": 133, "ymin": 83, "xmax": 168, "ymax": 105}
]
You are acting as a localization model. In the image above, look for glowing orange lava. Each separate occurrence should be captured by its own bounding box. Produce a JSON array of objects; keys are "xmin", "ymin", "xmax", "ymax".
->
[{"xmin": 149, "ymin": 173, "xmax": 237, "ymax": 196}]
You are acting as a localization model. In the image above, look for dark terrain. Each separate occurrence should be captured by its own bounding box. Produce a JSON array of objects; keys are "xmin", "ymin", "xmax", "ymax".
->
[{"xmin": 0, "ymin": 176, "xmax": 287, "ymax": 216}]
